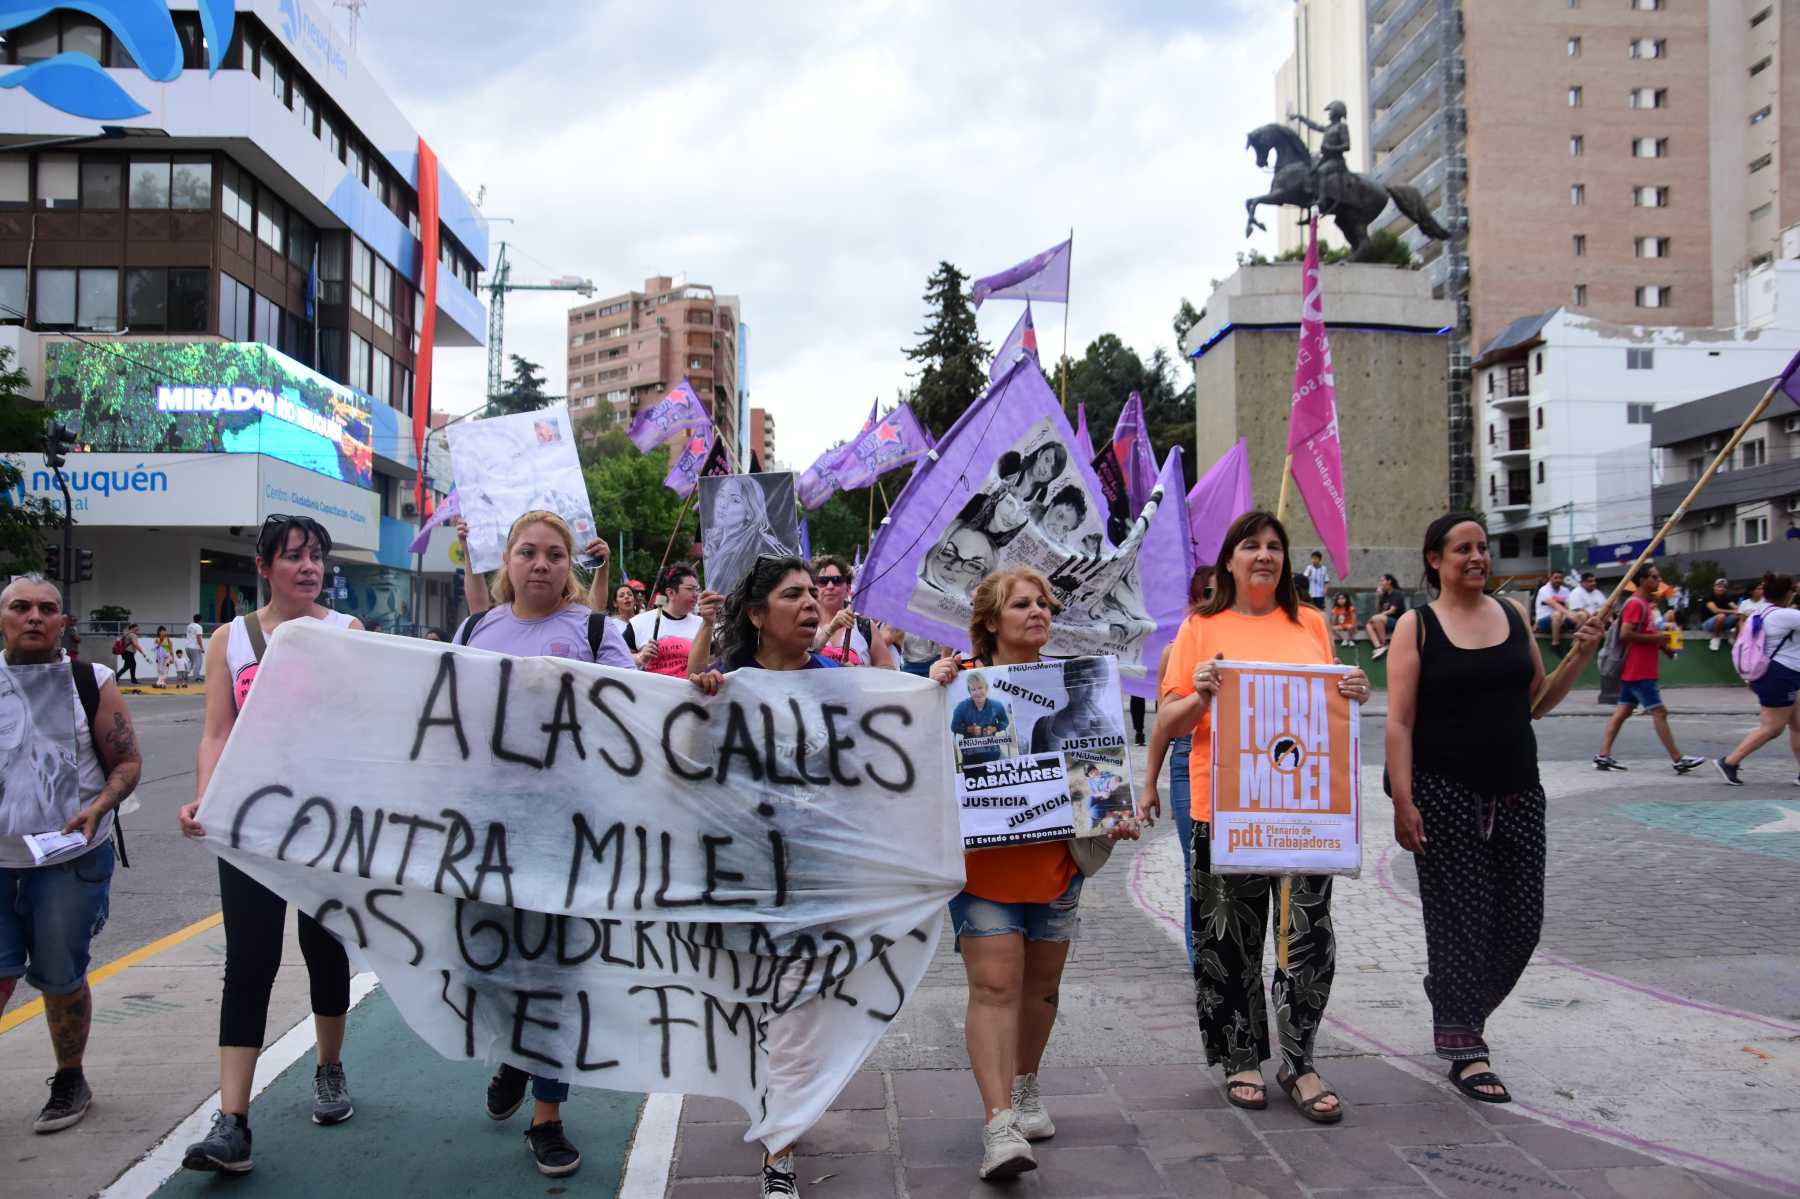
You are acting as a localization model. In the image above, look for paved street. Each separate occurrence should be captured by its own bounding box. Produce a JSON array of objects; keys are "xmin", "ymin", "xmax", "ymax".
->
[{"xmin": 1, "ymin": 688, "xmax": 1797, "ymax": 1197}]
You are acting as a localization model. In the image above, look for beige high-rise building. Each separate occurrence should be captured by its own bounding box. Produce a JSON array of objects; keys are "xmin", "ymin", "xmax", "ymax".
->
[
  {"xmin": 566, "ymin": 276, "xmax": 740, "ymax": 453},
  {"xmin": 1274, "ymin": 0, "xmax": 1371, "ymax": 256},
  {"xmin": 748, "ymin": 406, "xmax": 776, "ymax": 469}
]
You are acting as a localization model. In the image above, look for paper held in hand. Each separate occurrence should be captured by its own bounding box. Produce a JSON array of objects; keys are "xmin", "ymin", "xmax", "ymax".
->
[
  {"xmin": 1207, "ymin": 660, "xmax": 1361, "ymax": 876},
  {"xmin": 23, "ymin": 830, "xmax": 88, "ymax": 865}
]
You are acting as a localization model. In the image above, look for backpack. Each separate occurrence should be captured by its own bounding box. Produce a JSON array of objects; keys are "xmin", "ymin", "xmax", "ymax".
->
[
  {"xmin": 454, "ymin": 608, "xmax": 609, "ymax": 658},
  {"xmin": 1597, "ymin": 606, "xmax": 1630, "ymax": 677},
  {"xmin": 1732, "ymin": 607, "xmax": 1792, "ymax": 683},
  {"xmin": 70, "ymin": 660, "xmax": 129, "ymax": 868}
]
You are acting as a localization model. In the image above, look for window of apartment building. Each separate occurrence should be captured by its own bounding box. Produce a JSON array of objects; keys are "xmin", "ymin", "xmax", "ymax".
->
[
  {"xmin": 128, "ymin": 156, "xmax": 211, "ymax": 209},
  {"xmin": 1629, "ymin": 236, "xmax": 1668, "ymax": 260},
  {"xmin": 1744, "ymin": 515, "xmax": 1769, "ymax": 545},
  {"xmin": 1569, "ymin": 134, "xmax": 1584, "ymax": 157},
  {"xmin": 1751, "ymin": 6, "xmax": 1773, "ymax": 27},
  {"xmin": 287, "ymin": 216, "xmax": 316, "ymax": 272},
  {"xmin": 350, "ymin": 334, "xmax": 372, "ymax": 394},
  {"xmin": 1632, "ymin": 136, "xmax": 1667, "ymax": 157},
  {"xmin": 1568, "ymin": 86, "xmax": 1583, "ymax": 108},
  {"xmin": 1686, "ymin": 455, "xmax": 1704, "ymax": 479},
  {"xmin": 1535, "ymin": 406, "xmax": 1545, "ymax": 429},
  {"xmin": 1534, "ymin": 351, "xmax": 1544, "ymax": 374},
  {"xmin": 350, "ymin": 239, "xmax": 374, "ymax": 321},
  {"xmin": 254, "ymin": 292, "xmax": 283, "ymax": 348},
  {"xmin": 256, "ymin": 187, "xmax": 285, "ymax": 253},
  {"xmin": 1633, "ymin": 185, "xmax": 1669, "ymax": 207},
  {"xmin": 1636, "ymin": 284, "xmax": 1671, "ymax": 307},
  {"xmin": 1626, "ymin": 402, "xmax": 1655, "ymax": 424},
  {"xmin": 1751, "ymin": 201, "xmax": 1773, "ymax": 223},
  {"xmin": 1485, "ymin": 372, "xmax": 1495, "ymax": 395},
  {"xmin": 1626, "ymin": 347, "xmax": 1655, "ymax": 369},
  {"xmin": 1572, "ymin": 233, "xmax": 1586, "ymax": 256},
  {"xmin": 1627, "ymin": 38, "xmax": 1665, "ymax": 59},
  {"xmin": 1750, "ymin": 105, "xmax": 1772, "ymax": 126},
  {"xmin": 1571, "ymin": 183, "xmax": 1585, "ymax": 205},
  {"xmin": 219, "ymin": 161, "xmax": 253, "ymax": 229},
  {"xmin": 0, "ymin": 158, "xmax": 26, "ymax": 209},
  {"xmin": 219, "ymin": 274, "xmax": 251, "ymax": 341},
  {"xmin": 1630, "ymin": 0, "xmax": 1662, "ymax": 10},
  {"xmin": 317, "ymin": 329, "xmax": 344, "ymax": 381},
  {"xmin": 371, "ymin": 256, "xmax": 394, "ymax": 334},
  {"xmin": 124, "ymin": 268, "xmax": 207, "ymax": 332},
  {"xmin": 1573, "ymin": 283, "xmax": 1588, "ymax": 305},
  {"xmin": 1741, "ymin": 439, "xmax": 1767, "ymax": 469},
  {"xmin": 1750, "ymin": 153, "xmax": 1773, "ymax": 174},
  {"xmin": 1749, "ymin": 56, "xmax": 1772, "ymax": 78},
  {"xmin": 1567, "ymin": 37, "xmax": 1581, "ymax": 57},
  {"xmin": 32, "ymin": 267, "xmax": 114, "ymax": 330},
  {"xmin": 325, "ymin": 119, "xmax": 344, "ymax": 161},
  {"xmin": 1488, "ymin": 423, "xmax": 1496, "ymax": 446},
  {"xmin": 78, "ymin": 159, "xmax": 120, "ymax": 208},
  {"xmin": 0, "ymin": 268, "xmax": 23, "ymax": 323},
  {"xmin": 1628, "ymin": 87, "xmax": 1667, "ymax": 109},
  {"xmin": 1537, "ymin": 461, "xmax": 1547, "ymax": 484},
  {"xmin": 347, "ymin": 142, "xmax": 365, "ymax": 189},
  {"xmin": 35, "ymin": 153, "xmax": 77, "ymax": 208},
  {"xmin": 371, "ymin": 347, "xmax": 393, "ymax": 407}
]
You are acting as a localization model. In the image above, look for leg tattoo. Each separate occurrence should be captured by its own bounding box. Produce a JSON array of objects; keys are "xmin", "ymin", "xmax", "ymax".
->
[{"xmin": 45, "ymin": 984, "xmax": 92, "ymax": 1070}]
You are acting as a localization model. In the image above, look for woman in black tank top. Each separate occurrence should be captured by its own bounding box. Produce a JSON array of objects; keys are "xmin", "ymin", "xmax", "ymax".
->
[{"xmin": 1382, "ymin": 514, "xmax": 1606, "ymax": 1105}]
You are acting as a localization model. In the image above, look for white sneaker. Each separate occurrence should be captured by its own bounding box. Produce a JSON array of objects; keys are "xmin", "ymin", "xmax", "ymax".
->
[
  {"xmin": 1371, "ymin": 645, "xmax": 1388, "ymax": 659},
  {"xmin": 978, "ymin": 1109, "xmax": 1037, "ymax": 1181},
  {"xmin": 1010, "ymin": 1073, "xmax": 1054, "ymax": 1140},
  {"xmin": 1710, "ymin": 637, "xmax": 1721, "ymax": 651},
  {"xmin": 760, "ymin": 1151, "xmax": 799, "ymax": 1197}
]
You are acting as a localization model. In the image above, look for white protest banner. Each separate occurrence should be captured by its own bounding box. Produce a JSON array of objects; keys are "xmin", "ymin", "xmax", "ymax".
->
[
  {"xmin": 447, "ymin": 402, "xmax": 597, "ymax": 573},
  {"xmin": 196, "ymin": 621, "xmax": 962, "ymax": 1151},
  {"xmin": 1207, "ymin": 661, "xmax": 1361, "ymax": 875},
  {"xmin": 947, "ymin": 657, "xmax": 1135, "ymax": 852}
]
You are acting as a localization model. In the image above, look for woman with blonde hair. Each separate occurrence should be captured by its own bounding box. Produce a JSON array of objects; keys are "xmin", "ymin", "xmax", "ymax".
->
[{"xmin": 928, "ymin": 565, "xmax": 1138, "ymax": 1182}]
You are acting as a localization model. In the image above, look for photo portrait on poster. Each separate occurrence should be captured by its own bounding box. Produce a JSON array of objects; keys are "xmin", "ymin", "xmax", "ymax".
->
[
  {"xmin": 948, "ymin": 656, "xmax": 1135, "ymax": 851},
  {"xmin": 1207, "ymin": 660, "xmax": 1362, "ymax": 876},
  {"xmin": 0, "ymin": 661, "xmax": 80, "ymax": 840},
  {"xmin": 446, "ymin": 402, "xmax": 597, "ymax": 574},
  {"xmin": 700, "ymin": 471, "xmax": 802, "ymax": 598}
]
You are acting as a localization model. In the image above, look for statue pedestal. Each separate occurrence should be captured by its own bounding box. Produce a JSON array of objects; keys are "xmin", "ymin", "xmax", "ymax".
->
[{"xmin": 1181, "ymin": 262, "xmax": 1456, "ymax": 588}]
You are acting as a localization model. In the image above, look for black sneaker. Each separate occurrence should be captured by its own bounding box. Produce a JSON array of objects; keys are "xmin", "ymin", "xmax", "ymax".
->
[
  {"xmin": 1716, "ymin": 758, "xmax": 1744, "ymax": 787},
  {"xmin": 312, "ymin": 1062, "xmax": 354, "ymax": 1125},
  {"xmin": 34, "ymin": 1069, "xmax": 91, "ymax": 1133},
  {"xmin": 1593, "ymin": 754, "xmax": 1628, "ymax": 771},
  {"xmin": 182, "ymin": 1110, "xmax": 254, "ymax": 1174},
  {"xmin": 762, "ymin": 1152, "xmax": 801, "ymax": 1196},
  {"xmin": 524, "ymin": 1120, "xmax": 581, "ymax": 1177},
  {"xmin": 487, "ymin": 1063, "xmax": 529, "ymax": 1121}
]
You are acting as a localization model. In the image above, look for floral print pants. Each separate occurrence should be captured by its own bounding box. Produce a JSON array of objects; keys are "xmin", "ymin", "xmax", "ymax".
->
[
  {"xmin": 1410, "ymin": 769, "xmax": 1547, "ymax": 1063},
  {"xmin": 1189, "ymin": 823, "xmax": 1336, "ymax": 1078}
]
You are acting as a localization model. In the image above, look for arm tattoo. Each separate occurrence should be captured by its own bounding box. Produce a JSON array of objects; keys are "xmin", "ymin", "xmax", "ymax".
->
[
  {"xmin": 104, "ymin": 710, "xmax": 140, "ymax": 766},
  {"xmin": 97, "ymin": 710, "xmax": 143, "ymax": 809}
]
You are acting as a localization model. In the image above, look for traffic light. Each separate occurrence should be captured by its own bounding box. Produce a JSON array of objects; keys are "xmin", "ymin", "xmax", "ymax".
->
[
  {"xmin": 75, "ymin": 548, "xmax": 93, "ymax": 583},
  {"xmin": 44, "ymin": 545, "xmax": 62, "ymax": 583},
  {"xmin": 43, "ymin": 421, "xmax": 76, "ymax": 471}
]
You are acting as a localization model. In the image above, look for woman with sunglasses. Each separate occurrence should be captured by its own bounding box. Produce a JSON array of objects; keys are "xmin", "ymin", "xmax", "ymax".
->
[
  {"xmin": 809, "ymin": 554, "xmax": 895, "ymax": 667},
  {"xmin": 176, "ymin": 516, "xmax": 364, "ymax": 1175}
]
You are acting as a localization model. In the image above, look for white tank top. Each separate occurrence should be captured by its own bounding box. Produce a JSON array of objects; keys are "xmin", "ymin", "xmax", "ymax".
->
[{"xmin": 226, "ymin": 610, "xmax": 355, "ymax": 710}]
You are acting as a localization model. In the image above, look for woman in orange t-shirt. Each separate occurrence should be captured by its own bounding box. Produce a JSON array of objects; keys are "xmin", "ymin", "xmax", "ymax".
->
[
  {"xmin": 1143, "ymin": 511, "xmax": 1369, "ymax": 1124},
  {"xmin": 928, "ymin": 565, "xmax": 1139, "ymax": 1182}
]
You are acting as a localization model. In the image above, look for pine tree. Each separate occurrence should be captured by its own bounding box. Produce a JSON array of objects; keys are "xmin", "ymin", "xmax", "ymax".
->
[
  {"xmin": 490, "ymin": 354, "xmax": 549, "ymax": 416},
  {"xmin": 904, "ymin": 262, "xmax": 989, "ymax": 438}
]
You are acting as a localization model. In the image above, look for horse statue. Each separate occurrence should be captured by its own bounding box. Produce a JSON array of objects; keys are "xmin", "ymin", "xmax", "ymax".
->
[{"xmin": 1244, "ymin": 122, "xmax": 1453, "ymax": 261}]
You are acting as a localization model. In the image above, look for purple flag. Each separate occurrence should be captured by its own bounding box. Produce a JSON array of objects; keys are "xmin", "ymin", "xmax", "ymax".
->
[
  {"xmin": 1777, "ymin": 348, "xmax": 1800, "ymax": 407},
  {"xmin": 663, "ymin": 429, "xmax": 718, "ymax": 497},
  {"xmin": 972, "ymin": 237, "xmax": 1072, "ymax": 307},
  {"xmin": 835, "ymin": 402, "xmax": 933, "ymax": 492},
  {"xmin": 798, "ymin": 518, "xmax": 812, "ymax": 561},
  {"xmin": 796, "ymin": 400, "xmax": 879, "ymax": 509},
  {"xmin": 1073, "ymin": 402, "xmax": 1095, "ymax": 465},
  {"xmin": 1187, "ymin": 439, "xmax": 1254, "ymax": 567},
  {"xmin": 989, "ymin": 301, "xmax": 1040, "ymax": 382},
  {"xmin": 855, "ymin": 357, "xmax": 1191, "ymax": 698},
  {"xmin": 1111, "ymin": 391, "xmax": 1158, "ymax": 514},
  {"xmin": 406, "ymin": 487, "xmax": 460, "ymax": 556},
  {"xmin": 629, "ymin": 379, "xmax": 711, "ymax": 453}
]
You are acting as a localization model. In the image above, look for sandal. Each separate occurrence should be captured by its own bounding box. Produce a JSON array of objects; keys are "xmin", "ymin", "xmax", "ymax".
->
[
  {"xmin": 1277, "ymin": 1069, "xmax": 1344, "ymax": 1124},
  {"xmin": 1224, "ymin": 1078, "xmax": 1267, "ymax": 1110},
  {"xmin": 1449, "ymin": 1061, "xmax": 1512, "ymax": 1104}
]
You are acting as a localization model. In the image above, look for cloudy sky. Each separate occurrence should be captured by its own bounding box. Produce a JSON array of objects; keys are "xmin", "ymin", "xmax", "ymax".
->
[{"xmin": 352, "ymin": 1, "xmax": 1289, "ymax": 465}]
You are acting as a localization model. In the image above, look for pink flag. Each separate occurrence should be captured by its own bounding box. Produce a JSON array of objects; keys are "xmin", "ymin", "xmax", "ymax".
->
[
  {"xmin": 1187, "ymin": 439, "xmax": 1254, "ymax": 567},
  {"xmin": 1111, "ymin": 391, "xmax": 1158, "ymax": 514},
  {"xmin": 1287, "ymin": 217, "xmax": 1349, "ymax": 576}
]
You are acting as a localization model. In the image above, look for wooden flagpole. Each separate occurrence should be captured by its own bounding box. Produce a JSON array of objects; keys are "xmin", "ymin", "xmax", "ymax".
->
[
  {"xmin": 653, "ymin": 486, "xmax": 698, "ymax": 598},
  {"xmin": 1532, "ymin": 374, "xmax": 1788, "ymax": 716}
]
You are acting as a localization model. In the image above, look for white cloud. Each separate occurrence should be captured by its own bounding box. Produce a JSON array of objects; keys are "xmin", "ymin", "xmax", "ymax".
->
[{"xmin": 354, "ymin": 2, "xmax": 1287, "ymax": 465}]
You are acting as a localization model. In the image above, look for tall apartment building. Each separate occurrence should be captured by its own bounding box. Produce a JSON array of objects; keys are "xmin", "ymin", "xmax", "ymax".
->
[
  {"xmin": 748, "ymin": 406, "xmax": 776, "ymax": 469},
  {"xmin": 1274, "ymin": 0, "xmax": 1371, "ymax": 256},
  {"xmin": 567, "ymin": 276, "xmax": 740, "ymax": 453}
]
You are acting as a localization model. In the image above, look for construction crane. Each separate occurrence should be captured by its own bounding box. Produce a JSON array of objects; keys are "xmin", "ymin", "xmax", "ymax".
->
[{"xmin": 484, "ymin": 240, "xmax": 596, "ymax": 411}]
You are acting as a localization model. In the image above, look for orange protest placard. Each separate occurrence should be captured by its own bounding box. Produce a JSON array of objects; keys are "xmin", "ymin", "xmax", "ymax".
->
[{"xmin": 1207, "ymin": 661, "xmax": 1361, "ymax": 875}]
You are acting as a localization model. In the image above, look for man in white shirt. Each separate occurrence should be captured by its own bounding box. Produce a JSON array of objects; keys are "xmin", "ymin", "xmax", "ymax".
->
[
  {"xmin": 1567, "ymin": 572, "xmax": 1606, "ymax": 628},
  {"xmin": 184, "ymin": 614, "xmax": 205, "ymax": 682},
  {"xmin": 1534, "ymin": 569, "xmax": 1575, "ymax": 650}
]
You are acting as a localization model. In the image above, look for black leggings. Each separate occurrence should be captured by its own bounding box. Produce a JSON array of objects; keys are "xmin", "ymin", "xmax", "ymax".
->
[
  {"xmin": 120, "ymin": 652, "xmax": 137, "ymax": 683},
  {"xmin": 218, "ymin": 859, "xmax": 350, "ymax": 1048}
]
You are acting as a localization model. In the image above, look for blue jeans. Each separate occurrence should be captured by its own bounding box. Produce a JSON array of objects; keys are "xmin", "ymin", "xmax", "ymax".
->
[
  {"xmin": 1168, "ymin": 736, "xmax": 1195, "ymax": 967},
  {"xmin": 948, "ymin": 874, "xmax": 1084, "ymax": 943},
  {"xmin": 533, "ymin": 1075, "xmax": 569, "ymax": 1104},
  {"xmin": 0, "ymin": 840, "xmax": 115, "ymax": 995}
]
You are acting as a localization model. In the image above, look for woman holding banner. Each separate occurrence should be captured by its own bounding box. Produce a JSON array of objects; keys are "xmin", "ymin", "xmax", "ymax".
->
[
  {"xmin": 926, "ymin": 565, "xmax": 1139, "ymax": 1183},
  {"xmin": 1146, "ymin": 511, "xmax": 1369, "ymax": 1124},
  {"xmin": 1385, "ymin": 514, "xmax": 1603, "ymax": 1104},
  {"xmin": 176, "ymin": 515, "xmax": 365, "ymax": 1175}
]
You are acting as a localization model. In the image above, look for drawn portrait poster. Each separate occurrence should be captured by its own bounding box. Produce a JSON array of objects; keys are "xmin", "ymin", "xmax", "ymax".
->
[
  {"xmin": 1208, "ymin": 661, "xmax": 1361, "ymax": 876},
  {"xmin": 949, "ymin": 656, "xmax": 1134, "ymax": 851},
  {"xmin": 699, "ymin": 472, "xmax": 802, "ymax": 598},
  {"xmin": 446, "ymin": 402, "xmax": 597, "ymax": 574},
  {"xmin": 0, "ymin": 660, "xmax": 81, "ymax": 841}
]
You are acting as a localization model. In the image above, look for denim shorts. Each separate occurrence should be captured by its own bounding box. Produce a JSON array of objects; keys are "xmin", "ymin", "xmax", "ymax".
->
[
  {"xmin": 1617, "ymin": 678, "xmax": 1665, "ymax": 712},
  {"xmin": 1751, "ymin": 660, "xmax": 1800, "ymax": 708},
  {"xmin": 948, "ymin": 873, "xmax": 1083, "ymax": 944},
  {"xmin": 0, "ymin": 840, "xmax": 115, "ymax": 995}
]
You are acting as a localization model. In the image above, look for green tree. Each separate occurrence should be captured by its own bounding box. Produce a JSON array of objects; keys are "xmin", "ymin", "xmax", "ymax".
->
[
  {"xmin": 0, "ymin": 345, "xmax": 54, "ymax": 574},
  {"xmin": 1270, "ymin": 228, "xmax": 1413, "ymax": 267},
  {"xmin": 490, "ymin": 354, "xmax": 549, "ymax": 416},
  {"xmin": 904, "ymin": 262, "xmax": 989, "ymax": 438},
  {"xmin": 1172, "ymin": 298, "xmax": 1202, "ymax": 347}
]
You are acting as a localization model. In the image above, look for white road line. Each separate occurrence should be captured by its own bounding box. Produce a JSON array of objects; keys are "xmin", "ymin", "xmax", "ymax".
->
[
  {"xmin": 618, "ymin": 1092, "xmax": 684, "ymax": 1199},
  {"xmin": 99, "ymin": 972, "xmax": 379, "ymax": 1199}
]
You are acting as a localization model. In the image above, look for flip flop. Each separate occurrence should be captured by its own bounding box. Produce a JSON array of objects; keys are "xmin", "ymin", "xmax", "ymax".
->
[
  {"xmin": 1277, "ymin": 1070, "xmax": 1344, "ymax": 1124},
  {"xmin": 1224, "ymin": 1079, "xmax": 1267, "ymax": 1110},
  {"xmin": 1449, "ymin": 1062, "xmax": 1512, "ymax": 1104}
]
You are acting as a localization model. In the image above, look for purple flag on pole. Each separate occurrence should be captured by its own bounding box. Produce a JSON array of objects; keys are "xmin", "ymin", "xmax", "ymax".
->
[
  {"xmin": 1187, "ymin": 439, "xmax": 1254, "ymax": 568},
  {"xmin": 1111, "ymin": 391, "xmax": 1158, "ymax": 514},
  {"xmin": 989, "ymin": 301, "xmax": 1040, "ymax": 382},
  {"xmin": 1073, "ymin": 402, "xmax": 1095, "ymax": 464},
  {"xmin": 798, "ymin": 518, "xmax": 811, "ymax": 562},
  {"xmin": 1287, "ymin": 217, "xmax": 1350, "ymax": 576},
  {"xmin": 855, "ymin": 357, "xmax": 1191, "ymax": 697},
  {"xmin": 664, "ymin": 429, "xmax": 716, "ymax": 497},
  {"xmin": 1776, "ymin": 348, "xmax": 1800, "ymax": 407},
  {"xmin": 407, "ymin": 487, "xmax": 460, "ymax": 556},
  {"xmin": 834, "ymin": 402, "xmax": 933, "ymax": 492},
  {"xmin": 629, "ymin": 379, "xmax": 711, "ymax": 453},
  {"xmin": 796, "ymin": 400, "xmax": 878, "ymax": 509},
  {"xmin": 972, "ymin": 237, "xmax": 1072, "ymax": 307}
]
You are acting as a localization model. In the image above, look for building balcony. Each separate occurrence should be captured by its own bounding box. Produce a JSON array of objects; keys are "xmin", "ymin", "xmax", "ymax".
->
[
  {"xmin": 1374, "ymin": 110, "xmax": 1443, "ymax": 188},
  {"xmin": 1652, "ymin": 458, "xmax": 1800, "ymax": 525},
  {"xmin": 1486, "ymin": 389, "xmax": 1529, "ymax": 411},
  {"xmin": 1370, "ymin": 17, "xmax": 1442, "ymax": 110},
  {"xmin": 1491, "ymin": 439, "xmax": 1531, "ymax": 461},
  {"xmin": 1489, "ymin": 488, "xmax": 1533, "ymax": 513},
  {"xmin": 1368, "ymin": 0, "xmax": 1433, "ymax": 70},
  {"xmin": 1371, "ymin": 67, "xmax": 1441, "ymax": 155}
]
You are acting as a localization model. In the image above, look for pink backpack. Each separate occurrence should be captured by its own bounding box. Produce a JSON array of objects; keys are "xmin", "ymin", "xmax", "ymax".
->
[{"xmin": 1732, "ymin": 607, "xmax": 1791, "ymax": 682}]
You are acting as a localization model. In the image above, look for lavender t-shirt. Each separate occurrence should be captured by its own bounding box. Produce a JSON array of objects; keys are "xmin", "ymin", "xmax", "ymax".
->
[{"xmin": 461, "ymin": 603, "xmax": 634, "ymax": 669}]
